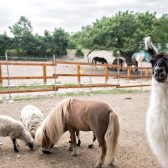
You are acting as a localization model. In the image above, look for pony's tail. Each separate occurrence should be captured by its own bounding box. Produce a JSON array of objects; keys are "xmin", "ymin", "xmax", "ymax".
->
[{"xmin": 104, "ymin": 112, "xmax": 120, "ymax": 166}]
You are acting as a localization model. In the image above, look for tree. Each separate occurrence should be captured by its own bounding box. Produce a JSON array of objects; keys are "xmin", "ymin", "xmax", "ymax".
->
[
  {"xmin": 9, "ymin": 16, "xmax": 33, "ymax": 56},
  {"xmin": 0, "ymin": 32, "xmax": 12, "ymax": 56},
  {"xmin": 71, "ymin": 11, "xmax": 168, "ymax": 61},
  {"xmin": 51, "ymin": 28, "xmax": 69, "ymax": 56}
]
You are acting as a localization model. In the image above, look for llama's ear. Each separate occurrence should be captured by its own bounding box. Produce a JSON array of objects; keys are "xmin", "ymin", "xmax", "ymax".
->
[
  {"xmin": 150, "ymin": 53, "xmax": 166, "ymax": 65},
  {"xmin": 163, "ymin": 52, "xmax": 168, "ymax": 60}
]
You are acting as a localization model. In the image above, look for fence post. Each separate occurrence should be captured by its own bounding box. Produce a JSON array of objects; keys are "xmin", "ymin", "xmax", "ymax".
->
[
  {"xmin": 145, "ymin": 68, "xmax": 150, "ymax": 80},
  {"xmin": 0, "ymin": 64, "xmax": 2, "ymax": 84},
  {"xmin": 127, "ymin": 66, "xmax": 131, "ymax": 80},
  {"xmin": 77, "ymin": 64, "xmax": 81, "ymax": 84},
  {"xmin": 105, "ymin": 65, "xmax": 108, "ymax": 83},
  {"xmin": 42, "ymin": 64, "xmax": 47, "ymax": 84}
]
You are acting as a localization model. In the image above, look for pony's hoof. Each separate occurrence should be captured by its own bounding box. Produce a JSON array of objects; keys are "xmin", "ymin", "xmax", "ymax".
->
[
  {"xmin": 88, "ymin": 144, "xmax": 93, "ymax": 148},
  {"xmin": 14, "ymin": 149, "xmax": 19, "ymax": 153},
  {"xmin": 71, "ymin": 151, "xmax": 77, "ymax": 156},
  {"xmin": 95, "ymin": 163, "xmax": 102, "ymax": 168},
  {"xmin": 42, "ymin": 149, "xmax": 51, "ymax": 154},
  {"xmin": 77, "ymin": 140, "xmax": 81, "ymax": 147}
]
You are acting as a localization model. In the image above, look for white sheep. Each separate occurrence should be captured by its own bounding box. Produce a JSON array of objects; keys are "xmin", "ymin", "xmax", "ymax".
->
[
  {"xmin": 21, "ymin": 105, "xmax": 43, "ymax": 138},
  {"xmin": 0, "ymin": 115, "xmax": 34, "ymax": 152}
]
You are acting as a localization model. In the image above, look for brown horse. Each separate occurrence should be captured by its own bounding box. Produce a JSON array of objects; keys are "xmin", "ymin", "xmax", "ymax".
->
[
  {"xmin": 112, "ymin": 58, "xmax": 124, "ymax": 71},
  {"xmin": 35, "ymin": 98, "xmax": 120, "ymax": 168}
]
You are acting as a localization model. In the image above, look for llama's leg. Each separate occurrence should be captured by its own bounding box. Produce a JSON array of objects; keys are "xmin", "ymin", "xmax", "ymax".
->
[
  {"xmin": 69, "ymin": 129, "xmax": 77, "ymax": 156},
  {"xmin": 88, "ymin": 134, "xmax": 96, "ymax": 148},
  {"xmin": 12, "ymin": 139, "xmax": 19, "ymax": 152}
]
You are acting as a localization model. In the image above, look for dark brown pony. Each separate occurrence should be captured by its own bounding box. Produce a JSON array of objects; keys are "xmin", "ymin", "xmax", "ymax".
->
[
  {"xmin": 92, "ymin": 56, "xmax": 108, "ymax": 64},
  {"xmin": 112, "ymin": 58, "xmax": 124, "ymax": 71},
  {"xmin": 35, "ymin": 98, "xmax": 120, "ymax": 168}
]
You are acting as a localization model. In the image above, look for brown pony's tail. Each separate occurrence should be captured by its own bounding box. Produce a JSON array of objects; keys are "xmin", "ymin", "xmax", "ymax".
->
[{"xmin": 104, "ymin": 112, "xmax": 120, "ymax": 167}]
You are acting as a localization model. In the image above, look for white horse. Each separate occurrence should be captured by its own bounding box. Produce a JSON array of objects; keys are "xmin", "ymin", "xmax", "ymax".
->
[{"xmin": 146, "ymin": 52, "xmax": 168, "ymax": 168}]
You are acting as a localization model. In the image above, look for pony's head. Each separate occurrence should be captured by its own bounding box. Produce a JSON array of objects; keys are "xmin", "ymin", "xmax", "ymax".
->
[
  {"xmin": 35, "ymin": 98, "xmax": 71, "ymax": 154},
  {"xmin": 35, "ymin": 123, "xmax": 54, "ymax": 154},
  {"xmin": 150, "ymin": 52, "xmax": 168, "ymax": 83}
]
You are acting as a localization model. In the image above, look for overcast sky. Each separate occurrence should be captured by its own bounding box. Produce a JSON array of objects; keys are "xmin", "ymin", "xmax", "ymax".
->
[{"xmin": 0, "ymin": 0, "xmax": 167, "ymax": 36}]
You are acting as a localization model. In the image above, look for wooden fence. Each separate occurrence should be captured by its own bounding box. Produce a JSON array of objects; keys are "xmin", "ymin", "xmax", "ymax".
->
[{"xmin": 0, "ymin": 60, "xmax": 152, "ymax": 94}]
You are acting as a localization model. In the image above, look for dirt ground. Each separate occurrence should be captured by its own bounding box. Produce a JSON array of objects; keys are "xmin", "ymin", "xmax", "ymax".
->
[{"xmin": 0, "ymin": 92, "xmax": 160, "ymax": 168}]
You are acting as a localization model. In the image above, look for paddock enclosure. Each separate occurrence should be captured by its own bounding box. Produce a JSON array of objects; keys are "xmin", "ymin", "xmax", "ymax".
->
[
  {"xmin": 0, "ymin": 93, "xmax": 160, "ymax": 168},
  {"xmin": 0, "ymin": 59, "xmax": 151, "ymax": 95}
]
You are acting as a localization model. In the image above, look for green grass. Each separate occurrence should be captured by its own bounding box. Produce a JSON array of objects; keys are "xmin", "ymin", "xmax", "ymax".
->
[{"xmin": 0, "ymin": 87, "xmax": 149, "ymax": 103}]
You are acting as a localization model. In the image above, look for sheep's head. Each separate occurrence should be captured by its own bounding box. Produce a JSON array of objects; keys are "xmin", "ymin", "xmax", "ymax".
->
[{"xmin": 27, "ymin": 142, "xmax": 34, "ymax": 150}]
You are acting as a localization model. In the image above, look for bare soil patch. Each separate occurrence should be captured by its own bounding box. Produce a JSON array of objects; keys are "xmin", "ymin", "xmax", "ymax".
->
[{"xmin": 0, "ymin": 92, "xmax": 160, "ymax": 168}]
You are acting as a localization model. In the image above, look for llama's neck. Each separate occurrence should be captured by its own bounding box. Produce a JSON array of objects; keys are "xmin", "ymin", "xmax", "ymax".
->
[{"xmin": 150, "ymin": 78, "xmax": 168, "ymax": 108}]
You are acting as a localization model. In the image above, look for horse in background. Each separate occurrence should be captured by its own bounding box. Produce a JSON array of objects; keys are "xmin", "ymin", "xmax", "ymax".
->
[
  {"xmin": 35, "ymin": 98, "xmax": 120, "ymax": 168},
  {"xmin": 92, "ymin": 56, "xmax": 108, "ymax": 64},
  {"xmin": 112, "ymin": 58, "xmax": 124, "ymax": 71}
]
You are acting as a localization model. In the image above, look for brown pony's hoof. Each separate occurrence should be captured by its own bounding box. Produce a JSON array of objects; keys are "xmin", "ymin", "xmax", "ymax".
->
[
  {"xmin": 88, "ymin": 144, "xmax": 93, "ymax": 148},
  {"xmin": 95, "ymin": 163, "xmax": 102, "ymax": 168},
  {"xmin": 42, "ymin": 149, "xmax": 51, "ymax": 154},
  {"xmin": 71, "ymin": 151, "xmax": 78, "ymax": 156},
  {"xmin": 77, "ymin": 139, "xmax": 81, "ymax": 147}
]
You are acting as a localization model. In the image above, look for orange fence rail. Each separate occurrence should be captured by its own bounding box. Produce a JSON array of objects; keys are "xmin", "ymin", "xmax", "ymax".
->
[{"xmin": 0, "ymin": 60, "xmax": 152, "ymax": 94}]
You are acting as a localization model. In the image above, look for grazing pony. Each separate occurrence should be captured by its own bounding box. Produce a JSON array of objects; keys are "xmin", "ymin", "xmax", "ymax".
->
[
  {"xmin": 35, "ymin": 98, "xmax": 120, "ymax": 168},
  {"xmin": 146, "ymin": 52, "xmax": 168, "ymax": 168},
  {"xmin": 92, "ymin": 56, "xmax": 108, "ymax": 65},
  {"xmin": 21, "ymin": 105, "xmax": 44, "ymax": 138},
  {"xmin": 112, "ymin": 58, "xmax": 124, "ymax": 71},
  {"xmin": 0, "ymin": 115, "xmax": 34, "ymax": 152}
]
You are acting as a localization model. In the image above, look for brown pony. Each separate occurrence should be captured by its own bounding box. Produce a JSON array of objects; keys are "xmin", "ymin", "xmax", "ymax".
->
[{"xmin": 35, "ymin": 98, "xmax": 120, "ymax": 168}]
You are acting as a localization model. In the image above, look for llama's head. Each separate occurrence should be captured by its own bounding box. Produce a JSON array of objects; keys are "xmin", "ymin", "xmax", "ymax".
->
[{"xmin": 150, "ymin": 52, "xmax": 168, "ymax": 83}]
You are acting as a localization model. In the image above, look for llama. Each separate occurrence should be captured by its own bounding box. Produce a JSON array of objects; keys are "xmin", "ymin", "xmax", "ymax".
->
[
  {"xmin": 21, "ymin": 105, "xmax": 44, "ymax": 138},
  {"xmin": 146, "ymin": 52, "xmax": 168, "ymax": 168},
  {"xmin": 0, "ymin": 115, "xmax": 34, "ymax": 152}
]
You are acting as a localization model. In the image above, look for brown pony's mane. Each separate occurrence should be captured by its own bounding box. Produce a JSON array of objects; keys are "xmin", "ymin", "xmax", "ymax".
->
[{"xmin": 35, "ymin": 98, "xmax": 71, "ymax": 147}]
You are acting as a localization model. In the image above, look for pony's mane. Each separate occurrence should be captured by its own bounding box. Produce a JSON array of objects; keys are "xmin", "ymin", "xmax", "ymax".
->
[{"xmin": 35, "ymin": 98, "xmax": 72, "ymax": 146}]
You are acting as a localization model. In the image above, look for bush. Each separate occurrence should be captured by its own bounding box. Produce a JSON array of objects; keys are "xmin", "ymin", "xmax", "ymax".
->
[{"xmin": 75, "ymin": 48, "xmax": 84, "ymax": 57}]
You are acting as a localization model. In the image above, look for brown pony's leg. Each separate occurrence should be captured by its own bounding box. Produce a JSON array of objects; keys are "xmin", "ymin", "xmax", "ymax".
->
[
  {"xmin": 95, "ymin": 142, "xmax": 107, "ymax": 168},
  {"xmin": 88, "ymin": 134, "xmax": 96, "ymax": 148},
  {"xmin": 91, "ymin": 129, "xmax": 106, "ymax": 167},
  {"xmin": 69, "ymin": 128, "xmax": 77, "ymax": 156},
  {"xmin": 75, "ymin": 130, "xmax": 81, "ymax": 147}
]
